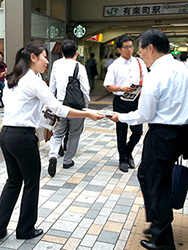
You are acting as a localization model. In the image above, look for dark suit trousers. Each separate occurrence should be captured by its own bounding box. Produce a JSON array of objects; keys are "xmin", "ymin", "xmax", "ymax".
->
[
  {"xmin": 137, "ymin": 124, "xmax": 183, "ymax": 246},
  {"xmin": 0, "ymin": 126, "xmax": 41, "ymax": 236},
  {"xmin": 113, "ymin": 95, "xmax": 142, "ymax": 163}
]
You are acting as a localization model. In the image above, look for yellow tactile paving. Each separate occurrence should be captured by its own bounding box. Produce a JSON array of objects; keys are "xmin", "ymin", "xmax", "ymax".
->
[{"xmin": 125, "ymin": 208, "xmax": 188, "ymax": 250}]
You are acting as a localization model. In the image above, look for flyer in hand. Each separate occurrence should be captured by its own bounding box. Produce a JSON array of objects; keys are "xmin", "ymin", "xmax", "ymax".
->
[
  {"xmin": 82, "ymin": 108, "xmax": 113, "ymax": 117},
  {"xmin": 120, "ymin": 84, "xmax": 142, "ymax": 102}
]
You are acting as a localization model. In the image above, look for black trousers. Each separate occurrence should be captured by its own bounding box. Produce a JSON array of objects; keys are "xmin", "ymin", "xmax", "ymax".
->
[
  {"xmin": 113, "ymin": 95, "xmax": 142, "ymax": 163},
  {"xmin": 137, "ymin": 124, "xmax": 184, "ymax": 246},
  {"xmin": 0, "ymin": 126, "xmax": 41, "ymax": 236}
]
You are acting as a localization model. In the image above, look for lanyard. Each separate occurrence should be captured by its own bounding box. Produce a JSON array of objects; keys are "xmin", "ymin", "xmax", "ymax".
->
[{"xmin": 136, "ymin": 58, "xmax": 143, "ymax": 85}]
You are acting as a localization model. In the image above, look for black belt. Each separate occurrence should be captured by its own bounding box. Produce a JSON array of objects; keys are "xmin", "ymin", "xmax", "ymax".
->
[
  {"xmin": 2, "ymin": 126, "xmax": 36, "ymax": 133},
  {"xmin": 148, "ymin": 123, "xmax": 187, "ymax": 128}
]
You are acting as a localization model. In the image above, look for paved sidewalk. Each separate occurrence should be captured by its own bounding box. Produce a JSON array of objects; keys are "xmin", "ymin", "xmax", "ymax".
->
[{"xmin": 0, "ymin": 104, "xmax": 188, "ymax": 250}]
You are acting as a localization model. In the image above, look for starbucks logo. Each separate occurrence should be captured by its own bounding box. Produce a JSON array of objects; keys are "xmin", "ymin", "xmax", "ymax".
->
[{"xmin": 73, "ymin": 24, "xmax": 87, "ymax": 39}]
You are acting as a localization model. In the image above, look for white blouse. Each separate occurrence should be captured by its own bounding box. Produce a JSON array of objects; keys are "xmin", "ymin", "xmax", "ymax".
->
[{"xmin": 2, "ymin": 69, "xmax": 70, "ymax": 128}]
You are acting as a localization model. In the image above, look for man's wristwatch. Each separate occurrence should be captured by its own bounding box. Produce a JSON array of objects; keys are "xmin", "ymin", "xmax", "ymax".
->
[{"xmin": 120, "ymin": 87, "xmax": 124, "ymax": 92}]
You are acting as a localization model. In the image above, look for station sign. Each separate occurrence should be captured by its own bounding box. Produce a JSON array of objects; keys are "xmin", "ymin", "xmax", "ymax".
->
[{"xmin": 104, "ymin": 3, "xmax": 188, "ymax": 17}]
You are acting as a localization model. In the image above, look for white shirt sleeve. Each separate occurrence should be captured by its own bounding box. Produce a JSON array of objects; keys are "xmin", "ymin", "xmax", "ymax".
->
[
  {"xmin": 103, "ymin": 65, "xmax": 116, "ymax": 87},
  {"xmin": 119, "ymin": 76, "xmax": 158, "ymax": 125},
  {"xmin": 49, "ymin": 61, "xmax": 57, "ymax": 95},
  {"xmin": 33, "ymin": 76, "xmax": 70, "ymax": 118}
]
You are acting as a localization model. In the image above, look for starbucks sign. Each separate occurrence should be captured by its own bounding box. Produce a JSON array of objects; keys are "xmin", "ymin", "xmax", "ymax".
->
[{"xmin": 73, "ymin": 24, "xmax": 87, "ymax": 39}]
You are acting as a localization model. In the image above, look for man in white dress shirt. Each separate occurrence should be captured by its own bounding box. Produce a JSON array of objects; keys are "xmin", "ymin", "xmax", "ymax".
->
[
  {"xmin": 103, "ymin": 35, "xmax": 148, "ymax": 173},
  {"xmin": 48, "ymin": 40, "xmax": 90, "ymax": 177},
  {"xmin": 104, "ymin": 53, "xmax": 114, "ymax": 71},
  {"xmin": 109, "ymin": 29, "xmax": 188, "ymax": 250}
]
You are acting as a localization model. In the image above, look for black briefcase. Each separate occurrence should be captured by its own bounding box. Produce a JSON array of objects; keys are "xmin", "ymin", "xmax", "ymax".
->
[{"xmin": 172, "ymin": 156, "xmax": 188, "ymax": 209}]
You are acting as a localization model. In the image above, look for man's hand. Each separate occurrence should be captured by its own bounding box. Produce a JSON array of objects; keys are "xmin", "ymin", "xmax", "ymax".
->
[
  {"xmin": 124, "ymin": 86, "xmax": 135, "ymax": 93},
  {"xmin": 106, "ymin": 112, "xmax": 119, "ymax": 122}
]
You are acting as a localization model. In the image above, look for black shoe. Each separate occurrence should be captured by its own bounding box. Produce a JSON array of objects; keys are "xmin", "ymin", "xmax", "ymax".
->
[
  {"xmin": 0, "ymin": 229, "xmax": 7, "ymax": 239},
  {"xmin": 140, "ymin": 240, "xmax": 176, "ymax": 250},
  {"xmin": 48, "ymin": 157, "xmax": 57, "ymax": 177},
  {"xmin": 63, "ymin": 160, "xmax": 74, "ymax": 169},
  {"xmin": 143, "ymin": 227, "xmax": 151, "ymax": 235},
  {"xmin": 127, "ymin": 154, "xmax": 135, "ymax": 169},
  {"xmin": 119, "ymin": 162, "xmax": 128, "ymax": 172},
  {"xmin": 58, "ymin": 145, "xmax": 64, "ymax": 157},
  {"xmin": 16, "ymin": 229, "xmax": 43, "ymax": 240}
]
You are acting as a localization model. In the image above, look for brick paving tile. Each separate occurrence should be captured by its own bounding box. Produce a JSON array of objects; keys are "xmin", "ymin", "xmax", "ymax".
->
[{"xmin": 0, "ymin": 103, "xmax": 188, "ymax": 250}]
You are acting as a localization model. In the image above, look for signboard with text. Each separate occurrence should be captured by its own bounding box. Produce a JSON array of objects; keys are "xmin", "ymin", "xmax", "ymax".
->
[{"xmin": 104, "ymin": 3, "xmax": 188, "ymax": 17}]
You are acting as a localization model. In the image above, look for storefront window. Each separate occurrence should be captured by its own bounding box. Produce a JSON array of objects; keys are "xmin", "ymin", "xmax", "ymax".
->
[
  {"xmin": 31, "ymin": 12, "xmax": 48, "ymax": 39},
  {"xmin": 31, "ymin": 12, "xmax": 65, "ymax": 41},
  {"xmin": 31, "ymin": 0, "xmax": 47, "ymax": 15},
  {"xmin": 31, "ymin": 0, "xmax": 65, "ymax": 21}
]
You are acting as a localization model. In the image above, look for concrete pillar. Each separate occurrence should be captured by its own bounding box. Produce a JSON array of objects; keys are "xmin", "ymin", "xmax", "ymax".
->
[{"xmin": 5, "ymin": 0, "xmax": 31, "ymax": 71}]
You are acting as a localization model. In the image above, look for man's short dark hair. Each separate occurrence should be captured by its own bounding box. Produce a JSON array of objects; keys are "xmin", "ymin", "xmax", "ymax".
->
[
  {"xmin": 137, "ymin": 29, "xmax": 170, "ymax": 53},
  {"xmin": 0, "ymin": 52, "xmax": 4, "ymax": 57},
  {"xmin": 116, "ymin": 35, "xmax": 133, "ymax": 48},
  {"xmin": 61, "ymin": 40, "xmax": 78, "ymax": 58},
  {"xmin": 180, "ymin": 53, "xmax": 188, "ymax": 62},
  {"xmin": 90, "ymin": 53, "xmax": 95, "ymax": 58}
]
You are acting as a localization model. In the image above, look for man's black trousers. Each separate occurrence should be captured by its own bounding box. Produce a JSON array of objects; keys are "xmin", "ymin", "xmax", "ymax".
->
[
  {"xmin": 137, "ymin": 124, "xmax": 184, "ymax": 246},
  {"xmin": 113, "ymin": 95, "xmax": 142, "ymax": 163}
]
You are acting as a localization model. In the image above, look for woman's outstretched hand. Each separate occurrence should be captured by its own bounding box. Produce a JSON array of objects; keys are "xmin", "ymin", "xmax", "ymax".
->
[{"xmin": 87, "ymin": 111, "xmax": 105, "ymax": 121}]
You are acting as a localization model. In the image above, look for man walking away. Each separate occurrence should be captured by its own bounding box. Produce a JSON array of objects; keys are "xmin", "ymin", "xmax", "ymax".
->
[{"xmin": 48, "ymin": 40, "xmax": 90, "ymax": 177}]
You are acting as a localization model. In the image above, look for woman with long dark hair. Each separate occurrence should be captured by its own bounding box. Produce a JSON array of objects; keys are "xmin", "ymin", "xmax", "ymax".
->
[{"xmin": 0, "ymin": 41, "xmax": 103, "ymax": 240}]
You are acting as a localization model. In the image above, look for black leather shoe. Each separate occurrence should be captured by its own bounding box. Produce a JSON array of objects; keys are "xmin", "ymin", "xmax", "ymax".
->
[
  {"xmin": 140, "ymin": 240, "xmax": 176, "ymax": 250},
  {"xmin": 0, "ymin": 229, "xmax": 7, "ymax": 239},
  {"xmin": 119, "ymin": 162, "xmax": 128, "ymax": 172},
  {"xmin": 63, "ymin": 160, "xmax": 74, "ymax": 169},
  {"xmin": 143, "ymin": 227, "xmax": 151, "ymax": 235},
  {"xmin": 127, "ymin": 154, "xmax": 135, "ymax": 169},
  {"xmin": 58, "ymin": 145, "xmax": 64, "ymax": 157},
  {"xmin": 16, "ymin": 229, "xmax": 43, "ymax": 239},
  {"xmin": 48, "ymin": 157, "xmax": 57, "ymax": 177}
]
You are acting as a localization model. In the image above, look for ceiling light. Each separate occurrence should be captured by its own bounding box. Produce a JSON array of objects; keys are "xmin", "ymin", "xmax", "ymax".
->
[{"xmin": 171, "ymin": 24, "xmax": 188, "ymax": 27}]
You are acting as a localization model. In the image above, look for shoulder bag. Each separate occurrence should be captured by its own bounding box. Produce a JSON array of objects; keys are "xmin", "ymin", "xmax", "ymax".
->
[
  {"xmin": 172, "ymin": 155, "xmax": 188, "ymax": 209},
  {"xmin": 63, "ymin": 63, "xmax": 85, "ymax": 110}
]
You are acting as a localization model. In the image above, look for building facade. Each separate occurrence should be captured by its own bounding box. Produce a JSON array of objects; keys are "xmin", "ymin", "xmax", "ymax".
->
[{"xmin": 1, "ymin": 0, "xmax": 188, "ymax": 78}]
